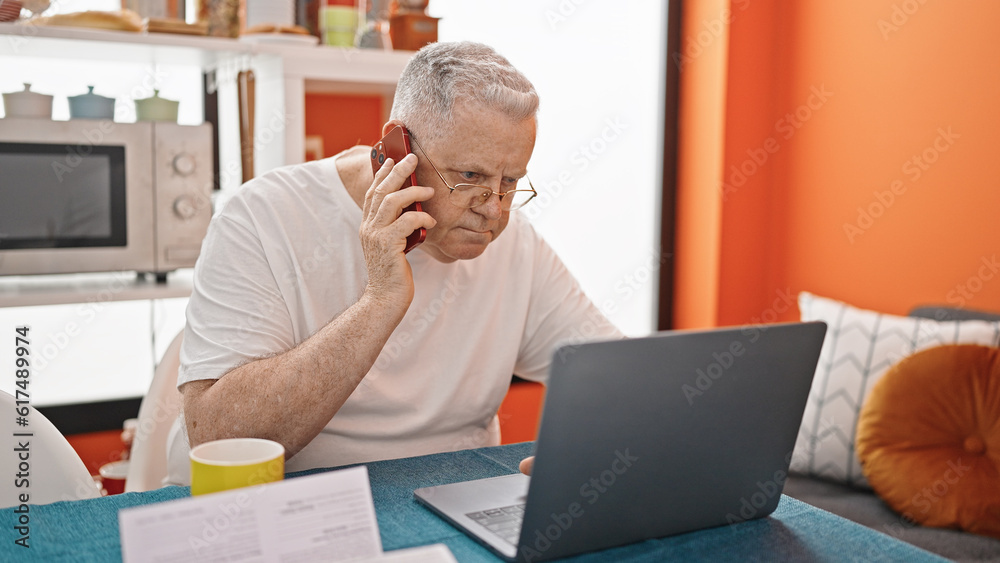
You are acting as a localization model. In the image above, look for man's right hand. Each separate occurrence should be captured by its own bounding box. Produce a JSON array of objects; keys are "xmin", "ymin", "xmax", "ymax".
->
[
  {"xmin": 359, "ymin": 153, "xmax": 436, "ymax": 305},
  {"xmin": 183, "ymin": 149, "xmax": 438, "ymax": 463}
]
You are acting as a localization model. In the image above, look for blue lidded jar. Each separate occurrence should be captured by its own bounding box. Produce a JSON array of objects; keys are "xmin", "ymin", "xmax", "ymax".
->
[{"xmin": 68, "ymin": 85, "xmax": 116, "ymax": 120}]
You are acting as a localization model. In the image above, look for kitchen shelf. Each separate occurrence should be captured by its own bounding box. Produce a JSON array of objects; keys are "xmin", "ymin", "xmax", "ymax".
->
[
  {"xmin": 0, "ymin": 22, "xmax": 244, "ymax": 68},
  {"xmin": 0, "ymin": 22, "xmax": 411, "ymax": 85},
  {"xmin": 0, "ymin": 21, "xmax": 411, "ymax": 170},
  {"xmin": 0, "ymin": 270, "xmax": 194, "ymax": 309},
  {"xmin": 0, "ymin": 22, "xmax": 410, "ymax": 309}
]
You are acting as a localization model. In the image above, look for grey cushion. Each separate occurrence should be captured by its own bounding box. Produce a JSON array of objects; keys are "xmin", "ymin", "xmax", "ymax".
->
[{"xmin": 908, "ymin": 306, "xmax": 1000, "ymax": 323}]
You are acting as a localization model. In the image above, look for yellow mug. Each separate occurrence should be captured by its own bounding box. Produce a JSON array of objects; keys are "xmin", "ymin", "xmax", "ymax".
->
[{"xmin": 189, "ymin": 438, "xmax": 285, "ymax": 496}]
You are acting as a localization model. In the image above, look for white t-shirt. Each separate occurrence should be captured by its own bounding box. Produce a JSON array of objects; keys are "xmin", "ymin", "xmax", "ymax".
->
[{"xmin": 171, "ymin": 154, "xmax": 621, "ymax": 475}]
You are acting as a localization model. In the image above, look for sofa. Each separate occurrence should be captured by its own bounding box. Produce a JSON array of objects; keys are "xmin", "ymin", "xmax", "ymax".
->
[
  {"xmin": 782, "ymin": 298, "xmax": 1000, "ymax": 562},
  {"xmin": 783, "ymin": 474, "xmax": 1000, "ymax": 562}
]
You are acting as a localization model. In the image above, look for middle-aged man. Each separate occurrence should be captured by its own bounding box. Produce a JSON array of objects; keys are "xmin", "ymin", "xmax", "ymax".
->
[{"xmin": 166, "ymin": 41, "xmax": 622, "ymax": 483}]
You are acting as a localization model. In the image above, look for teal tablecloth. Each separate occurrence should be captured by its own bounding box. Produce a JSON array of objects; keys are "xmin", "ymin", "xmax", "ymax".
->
[{"xmin": 2, "ymin": 442, "xmax": 948, "ymax": 562}]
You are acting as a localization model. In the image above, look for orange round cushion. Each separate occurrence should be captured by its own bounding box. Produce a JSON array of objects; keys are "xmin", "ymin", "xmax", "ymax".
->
[{"xmin": 856, "ymin": 344, "xmax": 1000, "ymax": 539}]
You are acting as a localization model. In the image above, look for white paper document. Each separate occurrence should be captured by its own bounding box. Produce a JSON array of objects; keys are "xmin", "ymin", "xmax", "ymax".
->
[{"xmin": 119, "ymin": 466, "xmax": 384, "ymax": 562}]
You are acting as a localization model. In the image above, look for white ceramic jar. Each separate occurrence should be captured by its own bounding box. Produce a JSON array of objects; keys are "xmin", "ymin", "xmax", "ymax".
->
[{"xmin": 2, "ymin": 83, "xmax": 53, "ymax": 119}]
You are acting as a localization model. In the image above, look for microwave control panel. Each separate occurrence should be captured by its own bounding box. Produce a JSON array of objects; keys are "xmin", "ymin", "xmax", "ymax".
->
[{"xmin": 152, "ymin": 122, "xmax": 214, "ymax": 272}]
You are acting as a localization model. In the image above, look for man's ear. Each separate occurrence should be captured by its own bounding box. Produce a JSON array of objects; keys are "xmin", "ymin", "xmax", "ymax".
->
[{"xmin": 381, "ymin": 120, "xmax": 405, "ymax": 137}]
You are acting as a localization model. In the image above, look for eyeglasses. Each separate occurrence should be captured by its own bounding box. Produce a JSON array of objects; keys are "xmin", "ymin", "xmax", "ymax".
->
[{"xmin": 409, "ymin": 136, "xmax": 537, "ymax": 211}]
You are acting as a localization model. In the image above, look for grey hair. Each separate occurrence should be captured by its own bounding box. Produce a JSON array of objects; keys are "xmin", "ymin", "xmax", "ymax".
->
[{"xmin": 390, "ymin": 41, "xmax": 539, "ymax": 142}]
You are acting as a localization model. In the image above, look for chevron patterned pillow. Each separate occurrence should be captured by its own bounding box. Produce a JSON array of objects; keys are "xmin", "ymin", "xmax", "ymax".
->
[{"xmin": 790, "ymin": 292, "xmax": 1000, "ymax": 488}]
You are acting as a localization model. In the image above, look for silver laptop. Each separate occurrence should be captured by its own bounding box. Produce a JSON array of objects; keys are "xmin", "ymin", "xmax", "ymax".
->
[{"xmin": 414, "ymin": 321, "xmax": 827, "ymax": 562}]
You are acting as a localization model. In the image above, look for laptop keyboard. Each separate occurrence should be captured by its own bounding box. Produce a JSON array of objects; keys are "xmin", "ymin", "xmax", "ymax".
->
[{"xmin": 465, "ymin": 503, "xmax": 526, "ymax": 545}]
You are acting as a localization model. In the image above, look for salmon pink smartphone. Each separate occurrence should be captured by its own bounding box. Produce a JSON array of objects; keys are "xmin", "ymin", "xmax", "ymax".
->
[{"xmin": 370, "ymin": 125, "xmax": 426, "ymax": 253}]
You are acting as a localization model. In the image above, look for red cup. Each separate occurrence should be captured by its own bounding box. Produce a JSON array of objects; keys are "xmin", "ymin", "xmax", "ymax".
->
[
  {"xmin": 99, "ymin": 460, "xmax": 130, "ymax": 495},
  {"xmin": 0, "ymin": 1, "xmax": 23, "ymax": 23}
]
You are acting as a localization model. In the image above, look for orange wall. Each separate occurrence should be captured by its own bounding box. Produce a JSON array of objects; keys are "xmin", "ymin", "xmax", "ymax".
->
[
  {"xmin": 304, "ymin": 93, "xmax": 385, "ymax": 160},
  {"xmin": 498, "ymin": 381, "xmax": 546, "ymax": 444},
  {"xmin": 673, "ymin": 0, "xmax": 731, "ymax": 329},
  {"xmin": 67, "ymin": 430, "xmax": 125, "ymax": 476},
  {"xmin": 676, "ymin": 0, "xmax": 1000, "ymax": 328}
]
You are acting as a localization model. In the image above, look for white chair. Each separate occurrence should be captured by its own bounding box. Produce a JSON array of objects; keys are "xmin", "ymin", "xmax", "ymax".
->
[
  {"xmin": 125, "ymin": 330, "xmax": 185, "ymax": 492},
  {"xmin": 0, "ymin": 390, "xmax": 102, "ymax": 508}
]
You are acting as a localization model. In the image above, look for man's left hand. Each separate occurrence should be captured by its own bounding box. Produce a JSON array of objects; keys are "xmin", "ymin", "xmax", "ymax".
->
[{"xmin": 519, "ymin": 456, "xmax": 534, "ymax": 475}]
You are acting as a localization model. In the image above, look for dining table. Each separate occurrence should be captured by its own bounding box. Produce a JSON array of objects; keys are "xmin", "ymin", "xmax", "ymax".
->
[{"xmin": 1, "ymin": 441, "xmax": 949, "ymax": 561}]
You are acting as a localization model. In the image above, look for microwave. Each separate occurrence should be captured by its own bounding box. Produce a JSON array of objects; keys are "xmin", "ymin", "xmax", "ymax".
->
[{"xmin": 0, "ymin": 118, "xmax": 213, "ymax": 281}]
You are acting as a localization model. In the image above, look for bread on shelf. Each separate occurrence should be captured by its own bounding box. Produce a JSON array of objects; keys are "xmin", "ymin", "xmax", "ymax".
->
[
  {"xmin": 146, "ymin": 17, "xmax": 208, "ymax": 36},
  {"xmin": 30, "ymin": 10, "xmax": 144, "ymax": 32},
  {"xmin": 243, "ymin": 23, "xmax": 312, "ymax": 36}
]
